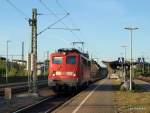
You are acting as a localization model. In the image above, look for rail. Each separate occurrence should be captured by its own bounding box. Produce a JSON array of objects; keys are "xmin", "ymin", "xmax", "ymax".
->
[{"xmin": 0, "ymin": 80, "xmax": 48, "ymax": 96}]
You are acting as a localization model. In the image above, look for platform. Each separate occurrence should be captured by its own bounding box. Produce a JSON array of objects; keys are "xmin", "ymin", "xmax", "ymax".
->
[{"xmin": 52, "ymin": 78, "xmax": 118, "ymax": 113}]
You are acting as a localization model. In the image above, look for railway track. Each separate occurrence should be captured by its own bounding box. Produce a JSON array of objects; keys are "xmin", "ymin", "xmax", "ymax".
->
[
  {"xmin": 12, "ymin": 92, "xmax": 78, "ymax": 113},
  {"xmin": 136, "ymin": 76, "xmax": 150, "ymax": 83},
  {"xmin": 0, "ymin": 80, "xmax": 47, "ymax": 96},
  {"xmin": 11, "ymin": 79, "xmax": 104, "ymax": 113},
  {"xmin": 0, "ymin": 80, "xmax": 47, "ymax": 88},
  {"xmin": 1, "ymin": 76, "xmax": 106, "ymax": 113}
]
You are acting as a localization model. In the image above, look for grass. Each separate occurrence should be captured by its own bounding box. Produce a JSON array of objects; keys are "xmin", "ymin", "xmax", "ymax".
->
[{"xmin": 113, "ymin": 81, "xmax": 150, "ymax": 113}]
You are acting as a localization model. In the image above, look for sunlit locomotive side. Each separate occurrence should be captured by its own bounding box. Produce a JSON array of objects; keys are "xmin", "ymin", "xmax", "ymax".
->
[
  {"xmin": 90, "ymin": 60, "xmax": 101, "ymax": 82},
  {"xmin": 48, "ymin": 48, "xmax": 91, "ymax": 92},
  {"xmin": 90, "ymin": 60, "xmax": 108, "ymax": 82}
]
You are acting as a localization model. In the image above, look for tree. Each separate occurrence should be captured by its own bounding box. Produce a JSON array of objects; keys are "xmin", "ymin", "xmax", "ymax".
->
[
  {"xmin": 0, "ymin": 59, "xmax": 6, "ymax": 77},
  {"xmin": 8, "ymin": 67, "xmax": 17, "ymax": 76}
]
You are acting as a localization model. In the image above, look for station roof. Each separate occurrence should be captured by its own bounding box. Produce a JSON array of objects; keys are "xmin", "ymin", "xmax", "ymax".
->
[
  {"xmin": 102, "ymin": 60, "xmax": 150, "ymax": 69},
  {"xmin": 0, "ymin": 57, "xmax": 6, "ymax": 61},
  {"xmin": 102, "ymin": 60, "xmax": 131, "ymax": 69}
]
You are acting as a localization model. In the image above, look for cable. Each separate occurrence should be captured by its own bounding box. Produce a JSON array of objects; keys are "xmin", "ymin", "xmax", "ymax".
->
[
  {"xmin": 37, "ymin": 13, "xmax": 69, "ymax": 36},
  {"xmin": 37, "ymin": 13, "xmax": 67, "ymax": 16},
  {"xmin": 56, "ymin": 0, "xmax": 68, "ymax": 14},
  {"xmin": 55, "ymin": 0, "xmax": 86, "ymax": 49},
  {"xmin": 38, "ymin": 0, "xmax": 82, "ymax": 41},
  {"xmin": 56, "ymin": 0, "xmax": 83, "ymax": 34},
  {"xmin": 6, "ymin": 0, "xmax": 29, "ymax": 21}
]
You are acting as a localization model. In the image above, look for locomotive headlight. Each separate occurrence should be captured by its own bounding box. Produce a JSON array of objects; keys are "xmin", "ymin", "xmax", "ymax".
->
[
  {"xmin": 73, "ymin": 72, "xmax": 76, "ymax": 76},
  {"xmin": 62, "ymin": 52, "xmax": 66, "ymax": 55},
  {"xmin": 52, "ymin": 71, "xmax": 56, "ymax": 76}
]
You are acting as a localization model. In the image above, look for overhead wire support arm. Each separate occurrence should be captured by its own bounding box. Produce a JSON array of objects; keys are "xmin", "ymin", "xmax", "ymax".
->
[
  {"xmin": 37, "ymin": 13, "xmax": 69, "ymax": 36},
  {"xmin": 39, "ymin": 0, "xmax": 82, "ymax": 41},
  {"xmin": 72, "ymin": 41, "xmax": 84, "ymax": 46},
  {"xmin": 48, "ymin": 28, "xmax": 80, "ymax": 31},
  {"xmin": 72, "ymin": 41, "xmax": 85, "ymax": 52}
]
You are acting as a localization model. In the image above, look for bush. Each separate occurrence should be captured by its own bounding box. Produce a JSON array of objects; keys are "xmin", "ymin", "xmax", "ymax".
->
[
  {"xmin": 0, "ymin": 60, "xmax": 6, "ymax": 77},
  {"xmin": 8, "ymin": 67, "xmax": 17, "ymax": 76},
  {"xmin": 0, "ymin": 75, "xmax": 48, "ymax": 84}
]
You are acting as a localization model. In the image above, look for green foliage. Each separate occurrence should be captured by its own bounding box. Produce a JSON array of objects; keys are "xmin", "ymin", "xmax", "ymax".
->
[
  {"xmin": 8, "ymin": 67, "xmax": 17, "ymax": 76},
  {"xmin": 0, "ymin": 59, "xmax": 26, "ymax": 77},
  {"xmin": 134, "ymin": 64, "xmax": 150, "ymax": 77},
  {"xmin": 10, "ymin": 63, "xmax": 26, "ymax": 76},
  {"xmin": 43, "ymin": 71, "xmax": 48, "ymax": 76},
  {"xmin": 0, "ymin": 60, "xmax": 6, "ymax": 77}
]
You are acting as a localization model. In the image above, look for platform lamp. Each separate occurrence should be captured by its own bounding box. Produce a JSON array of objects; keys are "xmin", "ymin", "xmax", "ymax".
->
[
  {"xmin": 124, "ymin": 27, "xmax": 138, "ymax": 91},
  {"xmin": 6, "ymin": 40, "xmax": 11, "ymax": 84}
]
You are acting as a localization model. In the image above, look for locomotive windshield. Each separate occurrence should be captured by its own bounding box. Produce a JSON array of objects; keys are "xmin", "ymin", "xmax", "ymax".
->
[
  {"xmin": 66, "ymin": 56, "xmax": 76, "ymax": 64},
  {"xmin": 52, "ymin": 57, "xmax": 62, "ymax": 64}
]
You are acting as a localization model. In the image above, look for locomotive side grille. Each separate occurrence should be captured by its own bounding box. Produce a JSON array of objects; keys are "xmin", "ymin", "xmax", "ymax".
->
[
  {"xmin": 56, "ymin": 71, "xmax": 62, "ymax": 75},
  {"xmin": 55, "ymin": 71, "xmax": 75, "ymax": 76},
  {"xmin": 66, "ymin": 72, "xmax": 74, "ymax": 75}
]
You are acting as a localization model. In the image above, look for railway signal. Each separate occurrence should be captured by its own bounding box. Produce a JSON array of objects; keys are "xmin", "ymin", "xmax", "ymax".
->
[{"xmin": 118, "ymin": 57, "xmax": 126, "ymax": 82}]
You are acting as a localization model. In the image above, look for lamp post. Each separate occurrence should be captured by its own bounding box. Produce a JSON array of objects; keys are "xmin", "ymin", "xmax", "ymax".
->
[
  {"xmin": 124, "ymin": 27, "xmax": 138, "ymax": 91},
  {"xmin": 6, "ymin": 40, "xmax": 11, "ymax": 84}
]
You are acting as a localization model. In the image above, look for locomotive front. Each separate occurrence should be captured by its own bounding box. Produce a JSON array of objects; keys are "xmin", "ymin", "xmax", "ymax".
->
[{"xmin": 48, "ymin": 49, "xmax": 80, "ymax": 91}]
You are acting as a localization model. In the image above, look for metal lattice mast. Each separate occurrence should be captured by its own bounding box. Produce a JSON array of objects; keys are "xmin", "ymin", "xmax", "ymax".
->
[{"xmin": 28, "ymin": 8, "xmax": 38, "ymax": 95}]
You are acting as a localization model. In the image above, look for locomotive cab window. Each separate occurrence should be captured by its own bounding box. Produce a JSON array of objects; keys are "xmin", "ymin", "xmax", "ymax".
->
[
  {"xmin": 52, "ymin": 57, "xmax": 62, "ymax": 64},
  {"xmin": 66, "ymin": 56, "xmax": 76, "ymax": 64}
]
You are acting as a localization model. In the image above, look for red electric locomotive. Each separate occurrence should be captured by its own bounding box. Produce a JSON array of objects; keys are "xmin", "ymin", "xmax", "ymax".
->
[{"xmin": 48, "ymin": 48, "xmax": 91, "ymax": 92}]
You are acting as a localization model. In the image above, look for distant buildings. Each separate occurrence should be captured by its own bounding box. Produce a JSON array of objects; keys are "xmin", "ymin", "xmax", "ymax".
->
[
  {"xmin": 12, "ymin": 59, "xmax": 26, "ymax": 65},
  {"xmin": 0, "ymin": 57, "xmax": 6, "ymax": 61},
  {"xmin": 0, "ymin": 56, "xmax": 49, "ymax": 76},
  {"xmin": 37, "ymin": 61, "xmax": 49, "ymax": 76}
]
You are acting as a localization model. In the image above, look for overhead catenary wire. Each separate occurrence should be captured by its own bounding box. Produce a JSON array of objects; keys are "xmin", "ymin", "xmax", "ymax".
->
[
  {"xmin": 6, "ymin": 0, "xmax": 29, "ymax": 21},
  {"xmin": 5, "ymin": 0, "xmax": 83, "ymax": 51},
  {"xmin": 55, "ymin": 0, "xmax": 68, "ymax": 14},
  {"xmin": 55, "ymin": 0, "xmax": 87, "ymax": 51},
  {"xmin": 56, "ymin": 0, "xmax": 83, "ymax": 39},
  {"xmin": 37, "ymin": 13, "xmax": 69, "ymax": 36},
  {"xmin": 55, "ymin": 0, "xmax": 84, "ymax": 36},
  {"xmin": 38, "ymin": 0, "xmax": 82, "ymax": 42},
  {"xmin": 56, "ymin": 0, "xmax": 78, "ymax": 28}
]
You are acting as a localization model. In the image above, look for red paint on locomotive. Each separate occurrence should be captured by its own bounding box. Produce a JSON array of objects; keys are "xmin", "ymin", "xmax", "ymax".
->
[{"xmin": 48, "ymin": 48, "xmax": 91, "ymax": 89}]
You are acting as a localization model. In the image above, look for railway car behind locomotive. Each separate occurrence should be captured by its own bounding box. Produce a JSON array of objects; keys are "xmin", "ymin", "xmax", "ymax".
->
[
  {"xmin": 90, "ymin": 60, "xmax": 108, "ymax": 82},
  {"xmin": 90, "ymin": 60, "xmax": 101, "ymax": 82},
  {"xmin": 48, "ymin": 48, "xmax": 91, "ymax": 92}
]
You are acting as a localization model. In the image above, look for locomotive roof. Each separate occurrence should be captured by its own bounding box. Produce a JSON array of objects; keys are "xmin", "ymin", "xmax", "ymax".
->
[
  {"xmin": 57, "ymin": 48, "xmax": 89, "ymax": 59},
  {"xmin": 58, "ymin": 48, "xmax": 81, "ymax": 53}
]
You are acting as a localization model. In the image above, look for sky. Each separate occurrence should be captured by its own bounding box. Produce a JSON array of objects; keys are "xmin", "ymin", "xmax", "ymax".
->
[{"xmin": 0, "ymin": 0, "xmax": 150, "ymax": 62}]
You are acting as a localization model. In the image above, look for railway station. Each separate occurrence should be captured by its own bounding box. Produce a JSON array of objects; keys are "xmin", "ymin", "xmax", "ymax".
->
[{"xmin": 0, "ymin": 0, "xmax": 150, "ymax": 113}]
